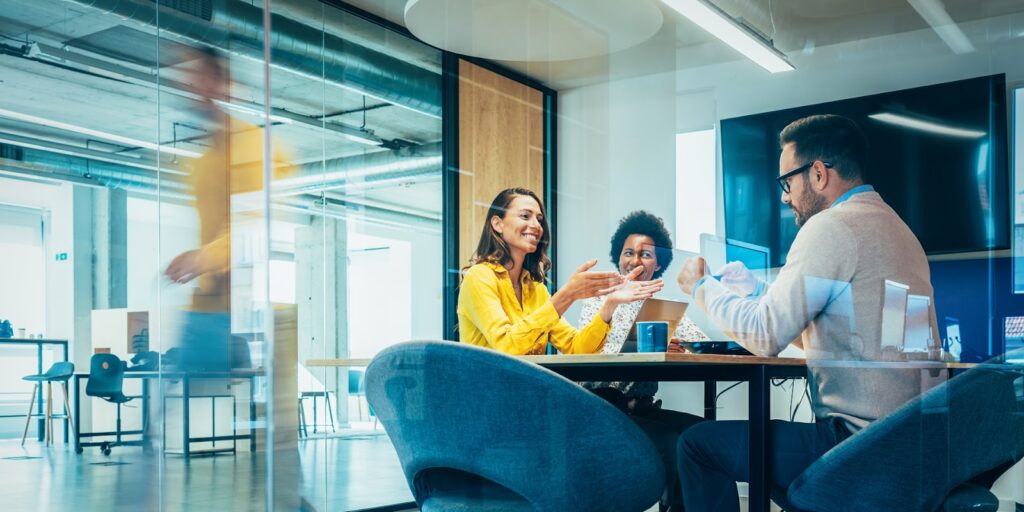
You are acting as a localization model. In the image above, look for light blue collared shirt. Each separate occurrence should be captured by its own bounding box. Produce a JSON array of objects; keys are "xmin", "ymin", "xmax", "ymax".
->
[{"xmin": 830, "ymin": 184, "xmax": 874, "ymax": 208}]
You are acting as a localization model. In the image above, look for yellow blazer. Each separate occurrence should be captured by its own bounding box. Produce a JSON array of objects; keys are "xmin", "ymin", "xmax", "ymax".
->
[{"xmin": 457, "ymin": 261, "xmax": 609, "ymax": 355}]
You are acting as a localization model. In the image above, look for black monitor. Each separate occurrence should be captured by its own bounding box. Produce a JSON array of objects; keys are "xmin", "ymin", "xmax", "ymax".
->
[{"xmin": 721, "ymin": 75, "xmax": 1009, "ymax": 266}]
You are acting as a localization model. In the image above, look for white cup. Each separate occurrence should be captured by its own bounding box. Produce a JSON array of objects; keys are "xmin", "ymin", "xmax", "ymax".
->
[{"xmin": 16, "ymin": 328, "xmax": 26, "ymax": 338}]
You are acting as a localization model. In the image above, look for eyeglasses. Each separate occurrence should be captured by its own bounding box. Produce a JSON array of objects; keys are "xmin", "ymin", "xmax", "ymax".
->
[{"xmin": 776, "ymin": 161, "xmax": 832, "ymax": 194}]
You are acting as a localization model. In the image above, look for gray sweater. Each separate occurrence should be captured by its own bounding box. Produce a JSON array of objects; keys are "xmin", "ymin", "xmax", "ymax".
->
[{"xmin": 695, "ymin": 190, "xmax": 943, "ymax": 431}]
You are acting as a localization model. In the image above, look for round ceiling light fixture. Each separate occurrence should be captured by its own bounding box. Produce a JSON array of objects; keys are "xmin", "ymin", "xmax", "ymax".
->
[{"xmin": 404, "ymin": 0, "xmax": 664, "ymax": 62}]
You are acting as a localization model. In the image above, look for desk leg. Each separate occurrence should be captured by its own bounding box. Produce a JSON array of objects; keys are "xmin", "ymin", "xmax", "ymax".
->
[
  {"xmin": 73, "ymin": 376, "xmax": 82, "ymax": 454},
  {"xmin": 704, "ymin": 379, "xmax": 717, "ymax": 420},
  {"xmin": 63, "ymin": 344, "xmax": 69, "ymax": 444},
  {"xmin": 249, "ymin": 378, "xmax": 256, "ymax": 452},
  {"xmin": 36, "ymin": 344, "xmax": 43, "ymax": 442},
  {"xmin": 182, "ymin": 376, "xmax": 190, "ymax": 458},
  {"xmin": 142, "ymin": 379, "xmax": 150, "ymax": 451},
  {"xmin": 748, "ymin": 366, "xmax": 770, "ymax": 512}
]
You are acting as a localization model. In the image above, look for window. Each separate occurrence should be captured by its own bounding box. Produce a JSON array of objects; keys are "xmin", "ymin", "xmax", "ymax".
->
[
  {"xmin": 1014, "ymin": 87, "xmax": 1024, "ymax": 293},
  {"xmin": 675, "ymin": 128, "xmax": 718, "ymax": 252}
]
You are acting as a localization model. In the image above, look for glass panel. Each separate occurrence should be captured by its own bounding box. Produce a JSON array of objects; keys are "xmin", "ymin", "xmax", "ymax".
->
[{"xmin": 266, "ymin": 2, "xmax": 441, "ymax": 510}]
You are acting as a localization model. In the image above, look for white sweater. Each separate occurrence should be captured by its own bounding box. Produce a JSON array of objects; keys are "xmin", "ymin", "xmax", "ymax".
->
[{"xmin": 694, "ymin": 190, "xmax": 943, "ymax": 430}]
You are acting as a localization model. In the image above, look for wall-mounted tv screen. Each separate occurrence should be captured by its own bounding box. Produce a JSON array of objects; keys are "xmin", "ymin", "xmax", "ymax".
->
[{"xmin": 721, "ymin": 74, "xmax": 1009, "ymax": 267}]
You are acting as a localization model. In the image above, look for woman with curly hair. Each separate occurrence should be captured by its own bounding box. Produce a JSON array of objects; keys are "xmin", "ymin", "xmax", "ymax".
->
[
  {"xmin": 457, "ymin": 188, "xmax": 664, "ymax": 355},
  {"xmin": 579, "ymin": 210, "xmax": 709, "ymax": 512}
]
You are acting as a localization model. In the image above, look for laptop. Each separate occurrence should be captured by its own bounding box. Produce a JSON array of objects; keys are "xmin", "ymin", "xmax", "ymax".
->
[{"xmin": 620, "ymin": 298, "xmax": 688, "ymax": 352}]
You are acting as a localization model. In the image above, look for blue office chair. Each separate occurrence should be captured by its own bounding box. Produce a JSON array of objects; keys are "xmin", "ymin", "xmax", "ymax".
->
[
  {"xmin": 365, "ymin": 341, "xmax": 665, "ymax": 512},
  {"xmin": 786, "ymin": 366, "xmax": 1024, "ymax": 512},
  {"xmin": 86, "ymin": 354, "xmax": 142, "ymax": 456},
  {"xmin": 20, "ymin": 361, "xmax": 75, "ymax": 446}
]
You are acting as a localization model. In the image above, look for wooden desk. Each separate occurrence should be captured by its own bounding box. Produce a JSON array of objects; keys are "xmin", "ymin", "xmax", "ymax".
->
[
  {"xmin": 306, "ymin": 352, "xmax": 980, "ymax": 512},
  {"xmin": 309, "ymin": 352, "xmax": 806, "ymax": 512}
]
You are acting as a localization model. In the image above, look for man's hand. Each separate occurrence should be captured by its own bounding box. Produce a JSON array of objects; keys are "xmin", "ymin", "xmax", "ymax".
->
[
  {"xmin": 165, "ymin": 249, "xmax": 205, "ymax": 284},
  {"xmin": 715, "ymin": 261, "xmax": 760, "ymax": 297},
  {"xmin": 676, "ymin": 256, "xmax": 707, "ymax": 295}
]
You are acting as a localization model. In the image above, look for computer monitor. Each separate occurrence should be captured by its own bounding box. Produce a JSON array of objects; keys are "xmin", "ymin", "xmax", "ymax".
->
[
  {"xmin": 699, "ymin": 234, "xmax": 772, "ymax": 284},
  {"xmin": 903, "ymin": 294, "xmax": 932, "ymax": 353},
  {"xmin": 880, "ymin": 280, "xmax": 910, "ymax": 351}
]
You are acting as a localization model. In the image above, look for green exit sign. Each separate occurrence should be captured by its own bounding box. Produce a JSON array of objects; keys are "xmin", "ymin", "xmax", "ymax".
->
[{"xmin": 55, "ymin": 252, "xmax": 68, "ymax": 261}]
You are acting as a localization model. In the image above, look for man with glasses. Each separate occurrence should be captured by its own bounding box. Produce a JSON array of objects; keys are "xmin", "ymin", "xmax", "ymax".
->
[{"xmin": 674, "ymin": 114, "xmax": 941, "ymax": 511}]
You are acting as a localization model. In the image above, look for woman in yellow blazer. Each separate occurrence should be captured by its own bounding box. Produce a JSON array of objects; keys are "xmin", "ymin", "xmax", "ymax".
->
[{"xmin": 458, "ymin": 188, "xmax": 663, "ymax": 355}]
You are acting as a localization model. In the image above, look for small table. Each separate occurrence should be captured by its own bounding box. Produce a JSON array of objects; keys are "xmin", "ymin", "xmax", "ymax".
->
[
  {"xmin": 0, "ymin": 338, "xmax": 69, "ymax": 442},
  {"xmin": 72, "ymin": 369, "xmax": 260, "ymax": 457}
]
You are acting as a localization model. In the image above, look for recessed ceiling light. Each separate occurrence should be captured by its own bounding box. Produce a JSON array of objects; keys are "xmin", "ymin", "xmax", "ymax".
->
[
  {"xmin": 661, "ymin": 0, "xmax": 794, "ymax": 73},
  {"xmin": 907, "ymin": 0, "xmax": 975, "ymax": 54}
]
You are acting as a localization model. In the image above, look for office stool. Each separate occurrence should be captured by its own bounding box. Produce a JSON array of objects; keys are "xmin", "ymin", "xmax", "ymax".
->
[
  {"xmin": 86, "ymin": 354, "xmax": 143, "ymax": 456},
  {"xmin": 298, "ymin": 391, "xmax": 336, "ymax": 434},
  {"xmin": 21, "ymin": 362, "xmax": 75, "ymax": 446},
  {"xmin": 298, "ymin": 396, "xmax": 308, "ymax": 439}
]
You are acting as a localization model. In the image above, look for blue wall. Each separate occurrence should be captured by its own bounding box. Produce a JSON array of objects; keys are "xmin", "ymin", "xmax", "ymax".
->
[{"xmin": 930, "ymin": 256, "xmax": 1024, "ymax": 362}]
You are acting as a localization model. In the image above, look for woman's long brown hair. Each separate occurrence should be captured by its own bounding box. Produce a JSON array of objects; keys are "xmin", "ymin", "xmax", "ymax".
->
[{"xmin": 464, "ymin": 188, "xmax": 552, "ymax": 283}]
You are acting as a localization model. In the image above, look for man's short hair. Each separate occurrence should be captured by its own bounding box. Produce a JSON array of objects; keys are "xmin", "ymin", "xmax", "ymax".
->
[{"xmin": 779, "ymin": 114, "xmax": 867, "ymax": 181}]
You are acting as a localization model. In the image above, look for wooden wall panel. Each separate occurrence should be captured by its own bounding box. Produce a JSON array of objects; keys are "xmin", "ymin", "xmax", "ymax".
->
[{"xmin": 458, "ymin": 59, "xmax": 545, "ymax": 268}]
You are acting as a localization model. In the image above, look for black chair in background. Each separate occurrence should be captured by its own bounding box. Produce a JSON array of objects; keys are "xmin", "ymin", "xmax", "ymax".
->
[
  {"xmin": 20, "ymin": 361, "xmax": 75, "ymax": 446},
  {"xmin": 86, "ymin": 353, "xmax": 145, "ymax": 456}
]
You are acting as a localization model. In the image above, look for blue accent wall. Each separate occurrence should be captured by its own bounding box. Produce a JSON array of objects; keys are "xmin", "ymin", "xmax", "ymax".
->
[{"xmin": 929, "ymin": 256, "xmax": 1024, "ymax": 362}]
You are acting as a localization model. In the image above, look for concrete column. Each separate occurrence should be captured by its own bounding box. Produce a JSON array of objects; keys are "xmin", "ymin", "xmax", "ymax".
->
[
  {"xmin": 91, "ymin": 187, "xmax": 128, "ymax": 309},
  {"xmin": 295, "ymin": 216, "xmax": 349, "ymax": 428},
  {"xmin": 72, "ymin": 186, "xmax": 95, "ymax": 367}
]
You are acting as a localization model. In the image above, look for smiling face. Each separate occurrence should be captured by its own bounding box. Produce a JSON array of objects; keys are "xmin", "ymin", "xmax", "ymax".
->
[
  {"xmin": 779, "ymin": 142, "xmax": 828, "ymax": 227},
  {"xmin": 618, "ymin": 234, "xmax": 659, "ymax": 281},
  {"xmin": 491, "ymin": 195, "xmax": 544, "ymax": 258}
]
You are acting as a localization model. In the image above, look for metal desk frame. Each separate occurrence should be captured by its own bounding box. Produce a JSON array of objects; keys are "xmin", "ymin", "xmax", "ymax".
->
[
  {"xmin": 72, "ymin": 370, "xmax": 259, "ymax": 457},
  {"xmin": 0, "ymin": 338, "xmax": 69, "ymax": 442}
]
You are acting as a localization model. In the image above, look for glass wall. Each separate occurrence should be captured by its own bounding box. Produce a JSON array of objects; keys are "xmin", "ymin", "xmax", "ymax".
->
[
  {"xmin": 3, "ymin": 1, "xmax": 1022, "ymax": 511},
  {"xmin": 0, "ymin": 0, "xmax": 437, "ymax": 509}
]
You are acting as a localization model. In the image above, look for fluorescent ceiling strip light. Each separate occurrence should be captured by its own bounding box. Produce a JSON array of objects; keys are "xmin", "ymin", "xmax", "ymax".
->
[
  {"xmin": 907, "ymin": 0, "xmax": 975, "ymax": 54},
  {"xmin": 868, "ymin": 112, "xmax": 986, "ymax": 138},
  {"xmin": 214, "ymin": 100, "xmax": 381, "ymax": 146},
  {"xmin": 660, "ymin": 0, "xmax": 794, "ymax": 73},
  {"xmin": 0, "ymin": 107, "xmax": 202, "ymax": 158},
  {"xmin": 341, "ymin": 132, "xmax": 384, "ymax": 147},
  {"xmin": 213, "ymin": 100, "xmax": 294, "ymax": 125}
]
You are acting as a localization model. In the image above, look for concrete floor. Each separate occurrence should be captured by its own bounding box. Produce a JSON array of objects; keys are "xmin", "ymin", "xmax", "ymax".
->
[{"xmin": 0, "ymin": 431, "xmax": 413, "ymax": 511}]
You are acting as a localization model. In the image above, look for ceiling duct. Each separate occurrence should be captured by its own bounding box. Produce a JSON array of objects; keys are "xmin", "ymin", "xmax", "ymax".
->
[
  {"xmin": 67, "ymin": 0, "xmax": 442, "ymax": 117},
  {"xmin": 275, "ymin": 142, "xmax": 442, "ymax": 196},
  {"xmin": 0, "ymin": 143, "xmax": 191, "ymax": 202},
  {"xmin": 0, "ymin": 133, "xmax": 440, "ymax": 208}
]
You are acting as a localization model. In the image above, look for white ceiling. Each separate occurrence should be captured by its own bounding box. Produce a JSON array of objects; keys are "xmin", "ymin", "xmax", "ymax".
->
[{"xmin": 345, "ymin": 0, "xmax": 1024, "ymax": 90}]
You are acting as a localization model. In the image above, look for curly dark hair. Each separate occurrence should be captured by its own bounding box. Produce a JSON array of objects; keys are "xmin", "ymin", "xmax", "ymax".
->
[{"xmin": 608, "ymin": 211, "xmax": 673, "ymax": 279}]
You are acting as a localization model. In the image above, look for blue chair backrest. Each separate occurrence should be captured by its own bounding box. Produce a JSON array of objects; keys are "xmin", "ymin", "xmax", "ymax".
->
[
  {"xmin": 788, "ymin": 367, "xmax": 1024, "ymax": 512},
  {"xmin": 348, "ymin": 369, "xmax": 364, "ymax": 395},
  {"xmin": 44, "ymin": 361, "xmax": 75, "ymax": 381},
  {"xmin": 86, "ymin": 354, "xmax": 126, "ymax": 398},
  {"xmin": 366, "ymin": 341, "xmax": 665, "ymax": 512}
]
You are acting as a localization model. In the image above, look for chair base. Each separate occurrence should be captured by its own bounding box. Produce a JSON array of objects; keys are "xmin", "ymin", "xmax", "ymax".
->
[{"xmin": 417, "ymin": 469, "xmax": 533, "ymax": 512}]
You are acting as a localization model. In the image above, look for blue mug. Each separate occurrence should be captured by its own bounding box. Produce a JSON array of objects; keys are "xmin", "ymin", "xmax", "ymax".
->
[{"xmin": 637, "ymin": 321, "xmax": 669, "ymax": 352}]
